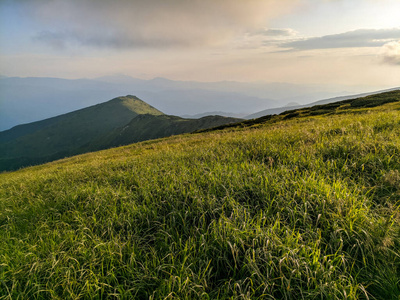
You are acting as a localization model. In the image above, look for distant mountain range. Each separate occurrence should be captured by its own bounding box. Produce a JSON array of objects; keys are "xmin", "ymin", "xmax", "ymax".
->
[
  {"xmin": 0, "ymin": 96, "xmax": 240, "ymax": 172},
  {"xmin": 245, "ymin": 87, "xmax": 400, "ymax": 119},
  {"xmin": 181, "ymin": 111, "xmax": 247, "ymax": 119},
  {"xmin": 0, "ymin": 75, "xmax": 374, "ymax": 131}
]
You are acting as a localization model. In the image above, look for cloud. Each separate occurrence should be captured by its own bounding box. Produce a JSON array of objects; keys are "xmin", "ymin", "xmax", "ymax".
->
[
  {"xmin": 380, "ymin": 40, "xmax": 400, "ymax": 65},
  {"xmin": 251, "ymin": 28, "xmax": 298, "ymax": 37},
  {"xmin": 34, "ymin": 30, "xmax": 193, "ymax": 50},
  {"xmin": 19, "ymin": 0, "xmax": 300, "ymax": 50},
  {"xmin": 236, "ymin": 27, "xmax": 299, "ymax": 50},
  {"xmin": 281, "ymin": 28, "xmax": 400, "ymax": 50}
]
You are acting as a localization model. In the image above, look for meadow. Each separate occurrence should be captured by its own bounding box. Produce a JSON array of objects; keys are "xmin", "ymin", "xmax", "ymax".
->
[{"xmin": 1, "ymin": 95, "xmax": 400, "ymax": 299}]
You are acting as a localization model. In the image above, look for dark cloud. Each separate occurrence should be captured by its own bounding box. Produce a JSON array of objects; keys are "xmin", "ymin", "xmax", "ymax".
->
[{"xmin": 282, "ymin": 28, "xmax": 400, "ymax": 50}]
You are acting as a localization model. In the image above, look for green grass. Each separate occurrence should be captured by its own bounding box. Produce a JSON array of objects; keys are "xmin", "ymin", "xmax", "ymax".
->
[{"xmin": 1, "ymin": 98, "xmax": 400, "ymax": 299}]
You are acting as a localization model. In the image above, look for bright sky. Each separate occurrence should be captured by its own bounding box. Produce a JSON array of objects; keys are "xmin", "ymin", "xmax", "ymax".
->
[{"xmin": 1, "ymin": 0, "xmax": 399, "ymax": 89}]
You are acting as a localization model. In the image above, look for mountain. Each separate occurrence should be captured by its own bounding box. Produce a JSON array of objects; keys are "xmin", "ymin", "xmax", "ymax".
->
[
  {"xmin": 245, "ymin": 87, "xmax": 400, "ymax": 119},
  {"xmin": 0, "ymin": 95, "xmax": 240, "ymax": 172},
  {"xmin": 0, "ymin": 95, "xmax": 161, "ymax": 171}
]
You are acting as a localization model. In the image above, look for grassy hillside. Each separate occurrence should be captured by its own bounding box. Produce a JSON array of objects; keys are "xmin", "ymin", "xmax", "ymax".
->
[
  {"xmin": 1, "ymin": 92, "xmax": 400, "ymax": 299},
  {"xmin": 87, "ymin": 114, "xmax": 242, "ymax": 151}
]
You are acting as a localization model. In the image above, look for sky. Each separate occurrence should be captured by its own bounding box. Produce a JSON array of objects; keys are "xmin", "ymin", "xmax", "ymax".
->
[{"xmin": 0, "ymin": 0, "xmax": 399, "ymax": 90}]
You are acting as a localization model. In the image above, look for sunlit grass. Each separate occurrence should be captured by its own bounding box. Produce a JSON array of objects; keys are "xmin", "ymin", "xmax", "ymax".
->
[{"xmin": 1, "ymin": 103, "xmax": 400, "ymax": 299}]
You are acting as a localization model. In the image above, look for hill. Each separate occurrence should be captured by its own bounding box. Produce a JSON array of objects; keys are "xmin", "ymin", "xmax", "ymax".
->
[
  {"xmin": 0, "ymin": 95, "xmax": 163, "ymax": 171},
  {"xmin": 0, "ymin": 96, "xmax": 240, "ymax": 172},
  {"xmin": 1, "ymin": 90, "xmax": 399, "ymax": 299},
  {"xmin": 245, "ymin": 87, "xmax": 400, "ymax": 119}
]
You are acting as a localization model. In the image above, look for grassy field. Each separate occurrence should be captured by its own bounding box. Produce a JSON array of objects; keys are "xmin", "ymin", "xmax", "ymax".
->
[{"xmin": 1, "ymin": 94, "xmax": 400, "ymax": 299}]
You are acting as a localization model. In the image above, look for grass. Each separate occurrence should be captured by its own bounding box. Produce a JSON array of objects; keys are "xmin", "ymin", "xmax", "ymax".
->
[{"xmin": 0, "ymin": 97, "xmax": 400, "ymax": 299}]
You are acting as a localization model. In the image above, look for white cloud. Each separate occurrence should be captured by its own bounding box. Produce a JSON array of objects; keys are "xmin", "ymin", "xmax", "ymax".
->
[
  {"xmin": 380, "ymin": 40, "xmax": 400, "ymax": 65},
  {"xmin": 251, "ymin": 28, "xmax": 298, "ymax": 37},
  {"xmin": 281, "ymin": 28, "xmax": 400, "ymax": 50},
  {"xmin": 234, "ymin": 27, "xmax": 299, "ymax": 50}
]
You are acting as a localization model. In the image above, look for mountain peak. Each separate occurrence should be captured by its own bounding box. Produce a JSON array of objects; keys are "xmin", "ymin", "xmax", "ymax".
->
[
  {"xmin": 0, "ymin": 95, "xmax": 166, "ymax": 170},
  {"xmin": 108, "ymin": 95, "xmax": 164, "ymax": 116},
  {"xmin": 126, "ymin": 94, "xmax": 139, "ymax": 98}
]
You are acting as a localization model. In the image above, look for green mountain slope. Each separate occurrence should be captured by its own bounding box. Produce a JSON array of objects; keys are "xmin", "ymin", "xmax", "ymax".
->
[
  {"xmin": 0, "ymin": 95, "xmax": 239, "ymax": 172},
  {"xmin": 0, "ymin": 95, "xmax": 162, "ymax": 166},
  {"xmin": 0, "ymin": 95, "xmax": 163, "ymax": 144},
  {"xmin": 87, "ymin": 114, "xmax": 242, "ymax": 150},
  {"xmin": 1, "ymin": 91, "xmax": 399, "ymax": 299}
]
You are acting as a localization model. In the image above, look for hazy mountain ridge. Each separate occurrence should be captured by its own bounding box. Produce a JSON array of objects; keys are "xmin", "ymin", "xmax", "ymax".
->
[
  {"xmin": 0, "ymin": 75, "xmax": 376, "ymax": 131},
  {"xmin": 182, "ymin": 111, "xmax": 247, "ymax": 119},
  {"xmin": 246, "ymin": 87, "xmax": 400, "ymax": 119}
]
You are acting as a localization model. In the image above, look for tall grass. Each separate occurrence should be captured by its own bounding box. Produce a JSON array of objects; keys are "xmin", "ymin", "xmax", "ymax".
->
[{"xmin": 1, "ymin": 104, "xmax": 400, "ymax": 299}]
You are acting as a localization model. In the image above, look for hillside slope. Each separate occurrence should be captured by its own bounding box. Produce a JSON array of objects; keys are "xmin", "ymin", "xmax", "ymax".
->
[
  {"xmin": 1, "ymin": 91, "xmax": 399, "ymax": 299},
  {"xmin": 245, "ymin": 87, "xmax": 400, "ymax": 119},
  {"xmin": 87, "ymin": 114, "xmax": 242, "ymax": 150}
]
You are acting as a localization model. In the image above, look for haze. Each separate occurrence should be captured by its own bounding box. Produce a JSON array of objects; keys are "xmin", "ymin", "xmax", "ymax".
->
[{"xmin": 1, "ymin": 0, "xmax": 399, "ymax": 89}]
